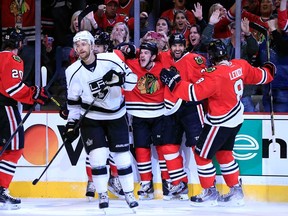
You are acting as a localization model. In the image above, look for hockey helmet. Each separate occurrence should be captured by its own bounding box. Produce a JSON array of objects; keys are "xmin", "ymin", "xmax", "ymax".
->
[
  {"xmin": 139, "ymin": 41, "xmax": 158, "ymax": 56},
  {"xmin": 73, "ymin": 30, "xmax": 94, "ymax": 45},
  {"xmin": 207, "ymin": 39, "xmax": 228, "ymax": 64},
  {"xmin": 94, "ymin": 32, "xmax": 111, "ymax": 45},
  {"xmin": 168, "ymin": 33, "xmax": 186, "ymax": 47},
  {"xmin": 2, "ymin": 27, "xmax": 26, "ymax": 50}
]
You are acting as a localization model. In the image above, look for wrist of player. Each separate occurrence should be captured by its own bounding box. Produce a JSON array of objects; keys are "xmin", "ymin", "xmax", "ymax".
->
[{"xmin": 31, "ymin": 86, "xmax": 50, "ymax": 105}]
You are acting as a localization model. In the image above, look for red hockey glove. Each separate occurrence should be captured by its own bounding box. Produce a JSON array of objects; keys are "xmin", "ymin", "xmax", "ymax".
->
[{"xmin": 32, "ymin": 86, "xmax": 50, "ymax": 105}]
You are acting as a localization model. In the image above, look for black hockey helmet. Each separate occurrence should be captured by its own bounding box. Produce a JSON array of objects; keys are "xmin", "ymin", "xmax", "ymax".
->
[
  {"xmin": 139, "ymin": 41, "xmax": 158, "ymax": 56},
  {"xmin": 94, "ymin": 32, "xmax": 111, "ymax": 45},
  {"xmin": 169, "ymin": 33, "xmax": 186, "ymax": 47},
  {"xmin": 207, "ymin": 39, "xmax": 228, "ymax": 64},
  {"xmin": 2, "ymin": 27, "xmax": 26, "ymax": 50}
]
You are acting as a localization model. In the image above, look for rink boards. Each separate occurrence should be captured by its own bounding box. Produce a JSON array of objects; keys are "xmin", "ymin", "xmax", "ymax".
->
[{"xmin": 9, "ymin": 113, "xmax": 288, "ymax": 202}]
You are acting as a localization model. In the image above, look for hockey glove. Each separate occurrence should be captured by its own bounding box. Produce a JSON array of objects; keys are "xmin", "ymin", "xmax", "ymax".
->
[
  {"xmin": 63, "ymin": 120, "xmax": 80, "ymax": 143},
  {"xmin": 262, "ymin": 61, "xmax": 276, "ymax": 78},
  {"xmin": 59, "ymin": 103, "xmax": 69, "ymax": 120},
  {"xmin": 103, "ymin": 70, "xmax": 125, "ymax": 87},
  {"xmin": 160, "ymin": 68, "xmax": 181, "ymax": 92},
  {"xmin": 32, "ymin": 86, "xmax": 50, "ymax": 105},
  {"xmin": 115, "ymin": 42, "xmax": 136, "ymax": 59}
]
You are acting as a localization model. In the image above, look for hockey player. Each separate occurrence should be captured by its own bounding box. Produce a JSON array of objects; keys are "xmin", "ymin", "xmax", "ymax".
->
[
  {"xmin": 87, "ymin": 31, "xmax": 125, "ymax": 199},
  {"xmin": 160, "ymin": 39, "xmax": 275, "ymax": 206},
  {"xmin": 124, "ymin": 42, "xmax": 171, "ymax": 200},
  {"xmin": 0, "ymin": 27, "xmax": 49, "ymax": 209},
  {"xmin": 64, "ymin": 30, "xmax": 138, "ymax": 210},
  {"xmin": 158, "ymin": 33, "xmax": 206, "ymax": 200}
]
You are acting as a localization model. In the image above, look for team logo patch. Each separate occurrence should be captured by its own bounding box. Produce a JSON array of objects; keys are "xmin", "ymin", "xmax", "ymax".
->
[
  {"xmin": 137, "ymin": 73, "xmax": 160, "ymax": 94},
  {"xmin": 194, "ymin": 56, "xmax": 204, "ymax": 65},
  {"xmin": 205, "ymin": 67, "xmax": 216, "ymax": 73},
  {"xmin": 12, "ymin": 55, "xmax": 22, "ymax": 62}
]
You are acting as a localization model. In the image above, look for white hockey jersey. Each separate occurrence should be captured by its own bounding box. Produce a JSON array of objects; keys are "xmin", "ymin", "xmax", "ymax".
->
[{"xmin": 66, "ymin": 52, "xmax": 137, "ymax": 121}]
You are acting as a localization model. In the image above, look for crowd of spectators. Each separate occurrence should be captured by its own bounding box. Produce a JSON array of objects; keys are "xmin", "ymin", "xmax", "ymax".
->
[{"xmin": 1, "ymin": 0, "xmax": 288, "ymax": 112}]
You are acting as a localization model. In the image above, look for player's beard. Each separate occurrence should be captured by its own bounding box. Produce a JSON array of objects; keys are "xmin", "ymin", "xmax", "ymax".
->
[{"xmin": 79, "ymin": 50, "xmax": 91, "ymax": 62}]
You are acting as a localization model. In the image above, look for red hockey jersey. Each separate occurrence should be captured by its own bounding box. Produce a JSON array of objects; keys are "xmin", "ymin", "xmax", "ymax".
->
[
  {"xmin": 124, "ymin": 59, "xmax": 165, "ymax": 118},
  {"xmin": 278, "ymin": 9, "xmax": 288, "ymax": 33},
  {"xmin": 0, "ymin": 51, "xmax": 35, "ymax": 105},
  {"xmin": 159, "ymin": 51, "xmax": 206, "ymax": 115},
  {"xmin": 172, "ymin": 59, "xmax": 274, "ymax": 127}
]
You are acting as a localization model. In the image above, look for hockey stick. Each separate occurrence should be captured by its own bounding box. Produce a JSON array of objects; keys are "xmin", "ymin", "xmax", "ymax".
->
[
  {"xmin": 32, "ymin": 98, "xmax": 97, "ymax": 185},
  {"xmin": 78, "ymin": 4, "xmax": 98, "ymax": 31},
  {"xmin": 249, "ymin": 22, "xmax": 276, "ymax": 152},
  {"xmin": 0, "ymin": 67, "xmax": 56, "ymax": 157}
]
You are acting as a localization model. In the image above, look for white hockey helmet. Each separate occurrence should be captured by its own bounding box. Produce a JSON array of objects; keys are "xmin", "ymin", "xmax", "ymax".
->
[{"xmin": 73, "ymin": 30, "xmax": 94, "ymax": 45}]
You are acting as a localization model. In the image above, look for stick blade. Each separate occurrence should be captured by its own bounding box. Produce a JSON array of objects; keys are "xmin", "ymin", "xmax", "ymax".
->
[
  {"xmin": 32, "ymin": 179, "xmax": 39, "ymax": 185},
  {"xmin": 41, "ymin": 66, "xmax": 48, "ymax": 87}
]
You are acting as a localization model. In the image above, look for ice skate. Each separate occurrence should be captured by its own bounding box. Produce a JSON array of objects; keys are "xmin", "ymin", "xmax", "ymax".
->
[
  {"xmin": 168, "ymin": 181, "xmax": 189, "ymax": 201},
  {"xmin": 162, "ymin": 179, "xmax": 173, "ymax": 200},
  {"xmin": 137, "ymin": 180, "xmax": 154, "ymax": 200},
  {"xmin": 190, "ymin": 186, "xmax": 219, "ymax": 206},
  {"xmin": 125, "ymin": 191, "xmax": 139, "ymax": 213},
  {"xmin": 108, "ymin": 176, "xmax": 125, "ymax": 199},
  {"xmin": 218, "ymin": 180, "xmax": 245, "ymax": 206},
  {"xmin": 85, "ymin": 181, "xmax": 95, "ymax": 201},
  {"xmin": 0, "ymin": 187, "xmax": 21, "ymax": 210},
  {"xmin": 98, "ymin": 191, "xmax": 109, "ymax": 212}
]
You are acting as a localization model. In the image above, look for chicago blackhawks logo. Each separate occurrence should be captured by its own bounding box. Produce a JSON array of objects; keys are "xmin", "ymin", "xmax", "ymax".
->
[{"xmin": 137, "ymin": 73, "xmax": 160, "ymax": 94}]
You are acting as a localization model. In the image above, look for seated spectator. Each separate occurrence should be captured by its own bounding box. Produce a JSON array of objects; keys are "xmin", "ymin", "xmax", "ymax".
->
[{"xmin": 161, "ymin": 0, "xmax": 195, "ymax": 27}]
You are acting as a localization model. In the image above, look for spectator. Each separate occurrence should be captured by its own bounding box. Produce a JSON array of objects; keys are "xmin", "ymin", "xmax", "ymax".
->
[
  {"xmin": 171, "ymin": 10, "xmax": 191, "ymax": 46},
  {"xmin": 186, "ymin": 24, "xmax": 208, "ymax": 57},
  {"xmin": 155, "ymin": 17, "xmax": 172, "ymax": 37},
  {"xmin": 95, "ymin": 0, "xmax": 131, "ymax": 33},
  {"xmin": 110, "ymin": 22, "xmax": 131, "ymax": 48},
  {"xmin": 277, "ymin": 0, "xmax": 288, "ymax": 33},
  {"xmin": 261, "ymin": 18, "xmax": 288, "ymax": 112},
  {"xmin": 161, "ymin": 0, "xmax": 196, "ymax": 27},
  {"xmin": 141, "ymin": 31, "xmax": 169, "ymax": 52}
]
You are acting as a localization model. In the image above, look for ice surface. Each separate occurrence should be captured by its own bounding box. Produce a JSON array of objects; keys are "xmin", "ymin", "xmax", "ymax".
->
[{"xmin": 1, "ymin": 198, "xmax": 287, "ymax": 216}]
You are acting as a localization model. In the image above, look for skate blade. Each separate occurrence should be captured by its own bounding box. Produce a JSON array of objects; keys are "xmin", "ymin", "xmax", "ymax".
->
[
  {"xmin": 86, "ymin": 196, "xmax": 95, "ymax": 202},
  {"xmin": 0, "ymin": 203, "xmax": 21, "ymax": 210},
  {"xmin": 163, "ymin": 194, "xmax": 189, "ymax": 201},
  {"xmin": 130, "ymin": 206, "xmax": 138, "ymax": 214},
  {"xmin": 138, "ymin": 194, "xmax": 154, "ymax": 200},
  {"xmin": 190, "ymin": 200, "xmax": 218, "ymax": 207},
  {"xmin": 218, "ymin": 199, "xmax": 245, "ymax": 207}
]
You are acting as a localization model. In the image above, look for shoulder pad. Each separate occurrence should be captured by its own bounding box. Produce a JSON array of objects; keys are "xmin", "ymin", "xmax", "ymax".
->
[
  {"xmin": 12, "ymin": 55, "xmax": 22, "ymax": 63},
  {"xmin": 194, "ymin": 56, "xmax": 204, "ymax": 65},
  {"xmin": 205, "ymin": 67, "xmax": 216, "ymax": 73}
]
